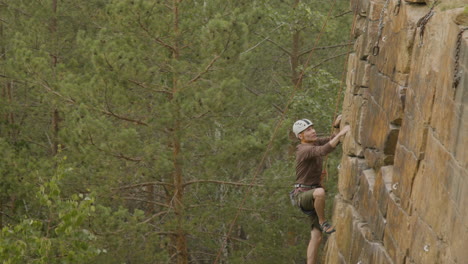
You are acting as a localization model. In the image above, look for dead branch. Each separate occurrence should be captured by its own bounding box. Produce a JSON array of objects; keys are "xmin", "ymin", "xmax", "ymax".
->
[
  {"xmin": 299, "ymin": 42, "xmax": 353, "ymax": 57},
  {"xmin": 101, "ymin": 108, "xmax": 148, "ymax": 126},
  {"xmin": 115, "ymin": 182, "xmax": 174, "ymax": 190},
  {"xmin": 137, "ymin": 15, "xmax": 175, "ymax": 53},
  {"xmin": 122, "ymin": 197, "xmax": 171, "ymax": 208},
  {"xmin": 309, "ymin": 51, "xmax": 351, "ymax": 70},
  {"xmin": 127, "ymin": 79, "xmax": 172, "ymax": 95},
  {"xmin": 88, "ymin": 134, "xmax": 143, "ymax": 162},
  {"xmin": 254, "ymin": 33, "xmax": 291, "ymax": 56},
  {"xmin": 186, "ymin": 55, "xmax": 220, "ymax": 85},
  {"xmin": 183, "ymin": 180, "xmax": 263, "ymax": 188},
  {"xmin": 138, "ymin": 210, "xmax": 170, "ymax": 224},
  {"xmin": 40, "ymin": 81, "xmax": 76, "ymax": 104},
  {"xmin": 244, "ymin": 85, "xmax": 284, "ymax": 114},
  {"xmin": 334, "ymin": 10, "xmax": 352, "ymax": 18}
]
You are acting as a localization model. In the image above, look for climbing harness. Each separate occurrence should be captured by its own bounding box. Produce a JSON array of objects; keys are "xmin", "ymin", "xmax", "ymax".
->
[
  {"xmin": 373, "ymin": 0, "xmax": 391, "ymax": 56},
  {"xmin": 453, "ymin": 27, "xmax": 468, "ymax": 90},
  {"xmin": 416, "ymin": 0, "xmax": 439, "ymax": 47},
  {"xmin": 393, "ymin": 0, "xmax": 401, "ymax": 16},
  {"xmin": 290, "ymin": 185, "xmax": 321, "ymax": 216}
]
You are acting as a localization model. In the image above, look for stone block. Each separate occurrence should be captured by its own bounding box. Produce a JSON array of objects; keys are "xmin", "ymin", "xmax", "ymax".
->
[
  {"xmin": 368, "ymin": 66, "xmax": 405, "ymax": 124},
  {"xmin": 430, "ymin": 28, "xmax": 468, "ymax": 167},
  {"xmin": 383, "ymin": 193, "xmax": 412, "ymax": 264},
  {"xmin": 348, "ymin": 221, "xmax": 371, "ymax": 264},
  {"xmin": 392, "ymin": 142, "xmax": 419, "ymax": 212},
  {"xmin": 450, "ymin": 192, "xmax": 468, "ymax": 263},
  {"xmin": 356, "ymin": 60, "xmax": 371, "ymax": 88},
  {"xmin": 383, "ymin": 231, "xmax": 407, "ymax": 264},
  {"xmin": 343, "ymin": 131, "xmax": 365, "ymax": 158},
  {"xmin": 360, "ymin": 96, "xmax": 399, "ymax": 151},
  {"xmin": 341, "ymin": 87, "xmax": 367, "ymax": 152},
  {"xmin": 410, "ymin": 130, "xmax": 468, "ymax": 263},
  {"xmin": 368, "ymin": 0, "xmax": 385, "ymax": 21},
  {"xmin": 354, "ymin": 14, "xmax": 369, "ymax": 38},
  {"xmin": 347, "ymin": 53, "xmax": 358, "ymax": 92},
  {"xmin": 363, "ymin": 147, "xmax": 394, "ymax": 171},
  {"xmin": 338, "ymin": 156, "xmax": 368, "ymax": 201},
  {"xmin": 356, "ymin": 242, "xmax": 393, "ymax": 264},
  {"xmin": 332, "ymin": 196, "xmax": 358, "ymax": 260},
  {"xmin": 351, "ymin": 0, "xmax": 370, "ymax": 18},
  {"xmin": 354, "ymin": 169, "xmax": 387, "ymax": 241},
  {"xmin": 383, "ymin": 124, "xmax": 400, "ymax": 155},
  {"xmin": 374, "ymin": 165, "xmax": 393, "ymax": 217},
  {"xmin": 322, "ymin": 237, "xmax": 346, "ymax": 264},
  {"xmin": 365, "ymin": 19, "xmax": 380, "ymax": 60},
  {"xmin": 408, "ymin": 217, "xmax": 446, "ymax": 264},
  {"xmin": 395, "ymin": 72, "xmax": 409, "ymax": 87},
  {"xmin": 395, "ymin": 105, "xmax": 427, "ymax": 158}
]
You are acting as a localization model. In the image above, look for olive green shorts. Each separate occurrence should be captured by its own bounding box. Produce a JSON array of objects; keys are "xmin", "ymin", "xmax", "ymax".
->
[{"xmin": 296, "ymin": 188, "xmax": 320, "ymax": 230}]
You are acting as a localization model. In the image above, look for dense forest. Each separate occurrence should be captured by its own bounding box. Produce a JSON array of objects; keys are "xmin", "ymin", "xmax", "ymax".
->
[{"xmin": 0, "ymin": 0, "xmax": 352, "ymax": 263}]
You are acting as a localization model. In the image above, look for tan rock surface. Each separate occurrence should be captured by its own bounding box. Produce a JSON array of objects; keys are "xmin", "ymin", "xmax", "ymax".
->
[{"xmin": 325, "ymin": 1, "xmax": 468, "ymax": 263}]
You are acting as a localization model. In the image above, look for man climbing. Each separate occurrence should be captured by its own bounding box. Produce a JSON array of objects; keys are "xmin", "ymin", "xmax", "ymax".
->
[{"xmin": 291, "ymin": 117, "xmax": 350, "ymax": 264}]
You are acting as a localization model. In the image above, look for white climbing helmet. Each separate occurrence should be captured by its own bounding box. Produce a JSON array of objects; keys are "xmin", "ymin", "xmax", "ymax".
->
[{"xmin": 292, "ymin": 119, "xmax": 314, "ymax": 138}]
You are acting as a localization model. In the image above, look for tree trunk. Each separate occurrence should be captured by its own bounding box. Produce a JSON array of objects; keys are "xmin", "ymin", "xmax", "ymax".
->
[
  {"xmin": 171, "ymin": 1, "xmax": 188, "ymax": 263},
  {"xmin": 291, "ymin": 0, "xmax": 302, "ymax": 88},
  {"xmin": 50, "ymin": 0, "xmax": 60, "ymax": 155}
]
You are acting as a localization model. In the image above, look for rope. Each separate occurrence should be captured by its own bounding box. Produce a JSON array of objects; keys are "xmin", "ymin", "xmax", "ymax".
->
[{"xmin": 213, "ymin": 0, "xmax": 339, "ymax": 263}]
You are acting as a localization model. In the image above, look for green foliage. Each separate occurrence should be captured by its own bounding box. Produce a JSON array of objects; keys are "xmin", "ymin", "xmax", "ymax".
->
[
  {"xmin": 0, "ymin": 158, "xmax": 99, "ymax": 263},
  {"xmin": 0, "ymin": 0, "xmax": 352, "ymax": 262}
]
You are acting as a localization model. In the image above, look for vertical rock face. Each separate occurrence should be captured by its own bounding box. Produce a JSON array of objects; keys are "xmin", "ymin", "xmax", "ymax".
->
[{"xmin": 324, "ymin": 0, "xmax": 468, "ymax": 263}]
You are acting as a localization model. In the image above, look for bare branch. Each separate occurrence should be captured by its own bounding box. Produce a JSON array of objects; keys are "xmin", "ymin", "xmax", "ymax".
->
[
  {"xmin": 299, "ymin": 42, "xmax": 353, "ymax": 57},
  {"xmin": 138, "ymin": 210, "xmax": 170, "ymax": 224},
  {"xmin": 186, "ymin": 55, "xmax": 220, "ymax": 85},
  {"xmin": 88, "ymin": 134, "xmax": 143, "ymax": 162},
  {"xmin": 242, "ymin": 24, "xmax": 285, "ymax": 54},
  {"xmin": 254, "ymin": 33, "xmax": 291, "ymax": 56},
  {"xmin": 101, "ymin": 108, "xmax": 148, "ymax": 126},
  {"xmin": 309, "ymin": 51, "xmax": 351, "ymax": 70},
  {"xmin": 40, "ymin": 81, "xmax": 76, "ymax": 104},
  {"xmin": 137, "ymin": 15, "xmax": 175, "ymax": 52},
  {"xmin": 244, "ymin": 86, "xmax": 284, "ymax": 114},
  {"xmin": 128, "ymin": 79, "xmax": 172, "ymax": 95},
  {"xmin": 183, "ymin": 180, "xmax": 263, "ymax": 188},
  {"xmin": 116, "ymin": 182, "xmax": 174, "ymax": 190},
  {"xmin": 122, "ymin": 197, "xmax": 171, "ymax": 208},
  {"xmin": 334, "ymin": 10, "xmax": 352, "ymax": 18}
]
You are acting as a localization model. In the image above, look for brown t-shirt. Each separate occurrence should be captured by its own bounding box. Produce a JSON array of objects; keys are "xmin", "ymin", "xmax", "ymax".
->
[{"xmin": 295, "ymin": 137, "xmax": 335, "ymax": 187}]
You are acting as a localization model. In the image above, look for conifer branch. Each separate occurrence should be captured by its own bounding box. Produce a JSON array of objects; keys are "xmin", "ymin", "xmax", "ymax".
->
[
  {"xmin": 183, "ymin": 180, "xmax": 263, "ymax": 188},
  {"xmin": 186, "ymin": 55, "xmax": 220, "ymax": 85}
]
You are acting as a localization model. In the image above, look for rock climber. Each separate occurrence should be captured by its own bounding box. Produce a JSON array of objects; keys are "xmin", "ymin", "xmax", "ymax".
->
[{"xmin": 291, "ymin": 116, "xmax": 350, "ymax": 264}]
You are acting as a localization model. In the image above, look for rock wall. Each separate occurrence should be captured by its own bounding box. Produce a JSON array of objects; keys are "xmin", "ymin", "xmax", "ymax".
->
[{"xmin": 324, "ymin": 0, "xmax": 468, "ymax": 263}]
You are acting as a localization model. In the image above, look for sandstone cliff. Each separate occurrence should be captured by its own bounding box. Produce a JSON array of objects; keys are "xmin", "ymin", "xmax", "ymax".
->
[{"xmin": 324, "ymin": 0, "xmax": 468, "ymax": 263}]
